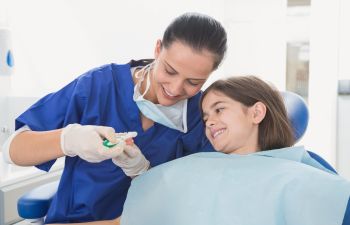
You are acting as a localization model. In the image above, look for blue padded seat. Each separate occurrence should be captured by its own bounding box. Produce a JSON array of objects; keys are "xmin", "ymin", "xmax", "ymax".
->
[{"xmin": 17, "ymin": 180, "xmax": 59, "ymax": 219}]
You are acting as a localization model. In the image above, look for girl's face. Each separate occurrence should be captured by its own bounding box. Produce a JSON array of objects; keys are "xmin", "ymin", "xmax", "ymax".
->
[
  {"xmin": 202, "ymin": 91, "xmax": 263, "ymax": 155},
  {"xmin": 148, "ymin": 40, "xmax": 215, "ymax": 106}
]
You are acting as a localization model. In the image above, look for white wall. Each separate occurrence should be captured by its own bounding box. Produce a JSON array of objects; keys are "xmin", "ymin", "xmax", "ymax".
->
[
  {"xmin": 299, "ymin": 0, "xmax": 350, "ymax": 169},
  {"xmin": 300, "ymin": 0, "xmax": 340, "ymax": 166},
  {"xmin": 339, "ymin": 0, "xmax": 350, "ymax": 80},
  {"xmin": 4, "ymin": 0, "xmax": 219, "ymax": 96},
  {"xmin": 205, "ymin": 0, "xmax": 287, "ymax": 90},
  {"xmin": 336, "ymin": 0, "xmax": 350, "ymax": 177},
  {"xmin": 3, "ymin": 0, "xmax": 287, "ymax": 97}
]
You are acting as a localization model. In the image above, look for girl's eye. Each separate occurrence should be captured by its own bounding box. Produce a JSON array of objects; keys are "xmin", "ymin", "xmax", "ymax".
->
[{"xmin": 215, "ymin": 108, "xmax": 224, "ymax": 113}]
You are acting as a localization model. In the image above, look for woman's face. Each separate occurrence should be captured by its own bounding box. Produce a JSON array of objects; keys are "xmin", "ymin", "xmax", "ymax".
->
[
  {"xmin": 150, "ymin": 40, "xmax": 215, "ymax": 106},
  {"xmin": 201, "ymin": 91, "xmax": 260, "ymax": 155}
]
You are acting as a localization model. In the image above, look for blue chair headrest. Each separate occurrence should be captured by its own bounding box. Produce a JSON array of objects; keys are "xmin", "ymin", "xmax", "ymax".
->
[{"xmin": 281, "ymin": 91, "xmax": 309, "ymax": 142}]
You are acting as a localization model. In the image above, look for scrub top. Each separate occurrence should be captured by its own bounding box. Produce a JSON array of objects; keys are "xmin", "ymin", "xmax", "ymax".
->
[{"xmin": 15, "ymin": 60, "xmax": 212, "ymax": 223}]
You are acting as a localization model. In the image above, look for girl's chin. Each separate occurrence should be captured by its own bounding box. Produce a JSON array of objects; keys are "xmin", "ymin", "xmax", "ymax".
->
[
  {"xmin": 213, "ymin": 144, "xmax": 225, "ymax": 153},
  {"xmin": 214, "ymin": 145, "xmax": 233, "ymax": 154}
]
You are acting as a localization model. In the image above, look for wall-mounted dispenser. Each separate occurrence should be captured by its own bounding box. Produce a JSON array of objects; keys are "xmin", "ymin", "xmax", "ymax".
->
[{"xmin": 0, "ymin": 24, "xmax": 14, "ymax": 76}]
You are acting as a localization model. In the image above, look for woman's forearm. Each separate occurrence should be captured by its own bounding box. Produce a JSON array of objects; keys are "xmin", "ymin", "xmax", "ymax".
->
[{"xmin": 10, "ymin": 129, "xmax": 64, "ymax": 166}]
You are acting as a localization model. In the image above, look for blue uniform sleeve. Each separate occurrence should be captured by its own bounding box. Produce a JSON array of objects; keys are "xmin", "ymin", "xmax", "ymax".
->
[
  {"xmin": 179, "ymin": 93, "xmax": 215, "ymax": 157},
  {"xmin": 15, "ymin": 76, "xmax": 88, "ymax": 171},
  {"xmin": 307, "ymin": 151, "xmax": 337, "ymax": 173}
]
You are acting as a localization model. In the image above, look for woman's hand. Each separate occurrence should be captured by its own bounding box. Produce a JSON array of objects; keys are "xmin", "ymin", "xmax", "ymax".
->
[
  {"xmin": 61, "ymin": 124, "xmax": 124, "ymax": 163},
  {"xmin": 112, "ymin": 143, "xmax": 150, "ymax": 177}
]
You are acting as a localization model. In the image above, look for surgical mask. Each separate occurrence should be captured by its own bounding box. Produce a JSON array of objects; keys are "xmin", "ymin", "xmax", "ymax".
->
[{"xmin": 133, "ymin": 64, "xmax": 188, "ymax": 133}]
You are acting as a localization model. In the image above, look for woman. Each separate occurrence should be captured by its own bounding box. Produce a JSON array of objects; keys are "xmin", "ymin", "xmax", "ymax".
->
[{"xmin": 2, "ymin": 12, "xmax": 227, "ymax": 223}]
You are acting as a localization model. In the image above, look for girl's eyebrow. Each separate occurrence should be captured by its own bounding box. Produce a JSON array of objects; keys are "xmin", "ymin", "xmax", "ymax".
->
[
  {"xmin": 210, "ymin": 101, "xmax": 225, "ymax": 109},
  {"xmin": 202, "ymin": 101, "xmax": 226, "ymax": 117}
]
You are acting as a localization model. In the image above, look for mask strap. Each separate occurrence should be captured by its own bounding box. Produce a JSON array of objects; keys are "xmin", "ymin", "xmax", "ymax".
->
[
  {"xmin": 142, "ymin": 66, "xmax": 152, "ymax": 98},
  {"xmin": 134, "ymin": 63, "xmax": 153, "ymax": 98}
]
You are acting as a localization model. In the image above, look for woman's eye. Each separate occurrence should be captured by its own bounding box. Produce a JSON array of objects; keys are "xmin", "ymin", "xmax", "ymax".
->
[
  {"xmin": 187, "ymin": 80, "xmax": 201, "ymax": 86},
  {"xmin": 165, "ymin": 69, "xmax": 176, "ymax": 75}
]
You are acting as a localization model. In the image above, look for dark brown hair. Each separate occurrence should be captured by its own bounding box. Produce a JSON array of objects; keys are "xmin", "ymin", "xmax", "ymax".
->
[
  {"xmin": 162, "ymin": 12, "xmax": 227, "ymax": 70},
  {"xmin": 200, "ymin": 76, "xmax": 295, "ymax": 151}
]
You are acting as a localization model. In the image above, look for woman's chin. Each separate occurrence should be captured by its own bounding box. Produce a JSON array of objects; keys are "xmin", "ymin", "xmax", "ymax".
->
[{"xmin": 157, "ymin": 94, "xmax": 182, "ymax": 106}]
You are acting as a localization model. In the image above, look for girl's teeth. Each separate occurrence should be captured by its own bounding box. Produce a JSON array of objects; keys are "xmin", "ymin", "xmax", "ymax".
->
[{"xmin": 213, "ymin": 129, "xmax": 224, "ymax": 138}]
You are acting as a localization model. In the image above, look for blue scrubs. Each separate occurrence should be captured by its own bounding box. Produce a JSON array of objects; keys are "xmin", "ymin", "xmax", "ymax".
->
[{"xmin": 15, "ymin": 60, "xmax": 212, "ymax": 223}]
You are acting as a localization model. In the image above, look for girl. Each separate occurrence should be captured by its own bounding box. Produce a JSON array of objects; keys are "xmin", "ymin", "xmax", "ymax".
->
[{"xmin": 117, "ymin": 76, "xmax": 350, "ymax": 225}]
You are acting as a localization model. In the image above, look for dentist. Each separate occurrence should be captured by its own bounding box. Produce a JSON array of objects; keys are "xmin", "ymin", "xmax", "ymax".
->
[{"xmin": 2, "ymin": 12, "xmax": 227, "ymax": 223}]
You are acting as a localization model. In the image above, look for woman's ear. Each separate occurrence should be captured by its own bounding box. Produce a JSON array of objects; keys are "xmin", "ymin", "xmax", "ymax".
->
[
  {"xmin": 154, "ymin": 39, "xmax": 162, "ymax": 59},
  {"xmin": 251, "ymin": 102, "xmax": 267, "ymax": 124}
]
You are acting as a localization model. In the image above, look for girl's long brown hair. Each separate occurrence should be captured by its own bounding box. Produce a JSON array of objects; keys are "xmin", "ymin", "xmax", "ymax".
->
[{"xmin": 200, "ymin": 76, "xmax": 295, "ymax": 151}]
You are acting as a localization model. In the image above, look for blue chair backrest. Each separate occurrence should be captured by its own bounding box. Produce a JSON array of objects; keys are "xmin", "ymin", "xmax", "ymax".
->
[{"xmin": 281, "ymin": 91, "xmax": 309, "ymax": 142}]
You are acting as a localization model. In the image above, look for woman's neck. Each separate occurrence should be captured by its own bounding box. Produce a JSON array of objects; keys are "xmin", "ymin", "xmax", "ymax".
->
[{"xmin": 132, "ymin": 67, "xmax": 158, "ymax": 104}]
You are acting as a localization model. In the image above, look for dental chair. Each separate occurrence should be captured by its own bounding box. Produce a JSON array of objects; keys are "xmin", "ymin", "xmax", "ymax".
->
[{"xmin": 17, "ymin": 91, "xmax": 350, "ymax": 225}]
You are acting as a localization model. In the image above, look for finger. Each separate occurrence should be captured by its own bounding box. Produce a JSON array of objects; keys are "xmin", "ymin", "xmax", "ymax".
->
[
  {"xmin": 124, "ymin": 145, "xmax": 140, "ymax": 158},
  {"xmin": 115, "ymin": 131, "xmax": 138, "ymax": 141},
  {"xmin": 98, "ymin": 144, "xmax": 125, "ymax": 158},
  {"xmin": 114, "ymin": 151, "xmax": 129, "ymax": 162},
  {"xmin": 95, "ymin": 126, "xmax": 116, "ymax": 143},
  {"xmin": 115, "ymin": 133, "xmax": 128, "ymax": 144},
  {"xmin": 108, "ymin": 147, "xmax": 125, "ymax": 157},
  {"xmin": 125, "ymin": 139, "xmax": 134, "ymax": 145},
  {"xmin": 123, "ymin": 132, "xmax": 138, "ymax": 139}
]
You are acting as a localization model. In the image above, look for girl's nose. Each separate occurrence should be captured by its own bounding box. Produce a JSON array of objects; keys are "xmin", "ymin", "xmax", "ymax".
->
[{"xmin": 206, "ymin": 117, "xmax": 216, "ymax": 127}]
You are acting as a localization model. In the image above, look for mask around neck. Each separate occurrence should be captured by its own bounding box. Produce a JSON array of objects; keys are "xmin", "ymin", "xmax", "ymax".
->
[{"xmin": 132, "ymin": 63, "xmax": 188, "ymax": 133}]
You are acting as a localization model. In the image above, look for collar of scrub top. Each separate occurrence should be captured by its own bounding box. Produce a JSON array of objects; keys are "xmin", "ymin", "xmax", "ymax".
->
[{"xmin": 129, "ymin": 59, "xmax": 155, "ymax": 68}]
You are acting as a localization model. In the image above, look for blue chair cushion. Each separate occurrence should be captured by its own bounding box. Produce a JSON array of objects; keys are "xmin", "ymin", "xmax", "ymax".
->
[{"xmin": 17, "ymin": 180, "xmax": 59, "ymax": 219}]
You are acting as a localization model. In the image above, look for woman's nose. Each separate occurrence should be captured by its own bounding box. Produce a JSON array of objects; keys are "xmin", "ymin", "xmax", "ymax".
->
[{"xmin": 170, "ymin": 79, "xmax": 184, "ymax": 96}]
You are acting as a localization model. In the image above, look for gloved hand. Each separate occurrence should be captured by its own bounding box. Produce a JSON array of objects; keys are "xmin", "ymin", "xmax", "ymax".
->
[
  {"xmin": 112, "ymin": 144, "xmax": 150, "ymax": 178},
  {"xmin": 61, "ymin": 123, "xmax": 125, "ymax": 163}
]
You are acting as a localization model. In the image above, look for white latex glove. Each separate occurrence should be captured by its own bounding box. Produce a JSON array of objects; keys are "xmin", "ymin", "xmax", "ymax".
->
[
  {"xmin": 61, "ymin": 124, "xmax": 126, "ymax": 163},
  {"xmin": 112, "ymin": 144, "xmax": 150, "ymax": 178}
]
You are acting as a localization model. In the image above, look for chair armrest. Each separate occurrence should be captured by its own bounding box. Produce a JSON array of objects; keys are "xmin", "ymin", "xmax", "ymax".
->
[{"xmin": 17, "ymin": 180, "xmax": 59, "ymax": 219}]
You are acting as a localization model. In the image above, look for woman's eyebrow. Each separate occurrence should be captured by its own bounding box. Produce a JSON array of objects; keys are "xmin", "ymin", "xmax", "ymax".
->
[
  {"xmin": 164, "ymin": 60, "xmax": 178, "ymax": 73},
  {"xmin": 164, "ymin": 60, "xmax": 206, "ymax": 81}
]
